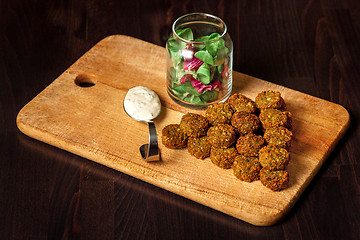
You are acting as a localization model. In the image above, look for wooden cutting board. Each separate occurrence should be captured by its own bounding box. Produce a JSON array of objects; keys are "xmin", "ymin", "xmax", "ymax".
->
[{"xmin": 16, "ymin": 35, "xmax": 350, "ymax": 226}]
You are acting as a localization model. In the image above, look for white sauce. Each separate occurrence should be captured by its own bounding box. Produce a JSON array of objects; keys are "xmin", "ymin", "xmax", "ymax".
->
[{"xmin": 123, "ymin": 86, "xmax": 161, "ymax": 121}]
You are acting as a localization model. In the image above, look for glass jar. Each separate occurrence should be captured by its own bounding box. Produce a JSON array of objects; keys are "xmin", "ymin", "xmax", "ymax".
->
[{"xmin": 166, "ymin": 13, "xmax": 233, "ymax": 109}]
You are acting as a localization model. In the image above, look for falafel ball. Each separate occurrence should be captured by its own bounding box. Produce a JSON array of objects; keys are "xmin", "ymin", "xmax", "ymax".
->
[
  {"xmin": 227, "ymin": 93, "xmax": 258, "ymax": 114},
  {"xmin": 263, "ymin": 126, "xmax": 293, "ymax": 149},
  {"xmin": 187, "ymin": 136, "xmax": 211, "ymax": 159},
  {"xmin": 236, "ymin": 133, "xmax": 266, "ymax": 156},
  {"xmin": 231, "ymin": 112, "xmax": 261, "ymax": 135},
  {"xmin": 258, "ymin": 145, "xmax": 290, "ymax": 170},
  {"xmin": 259, "ymin": 108, "xmax": 292, "ymax": 130},
  {"xmin": 205, "ymin": 102, "xmax": 234, "ymax": 125},
  {"xmin": 210, "ymin": 147, "xmax": 238, "ymax": 169},
  {"xmin": 232, "ymin": 155, "xmax": 262, "ymax": 182},
  {"xmin": 180, "ymin": 113, "xmax": 209, "ymax": 138},
  {"xmin": 255, "ymin": 90, "xmax": 286, "ymax": 111},
  {"xmin": 260, "ymin": 168, "xmax": 289, "ymax": 191},
  {"xmin": 207, "ymin": 124, "xmax": 237, "ymax": 148},
  {"xmin": 162, "ymin": 124, "xmax": 188, "ymax": 149}
]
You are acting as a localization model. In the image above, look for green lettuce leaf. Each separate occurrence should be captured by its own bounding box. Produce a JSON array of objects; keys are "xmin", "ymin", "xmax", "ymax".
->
[
  {"xmin": 194, "ymin": 51, "xmax": 214, "ymax": 65},
  {"xmin": 196, "ymin": 63, "xmax": 211, "ymax": 84}
]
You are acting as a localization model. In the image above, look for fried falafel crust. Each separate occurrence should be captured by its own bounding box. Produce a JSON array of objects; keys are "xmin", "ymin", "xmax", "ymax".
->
[
  {"xmin": 258, "ymin": 145, "xmax": 290, "ymax": 170},
  {"xmin": 231, "ymin": 112, "xmax": 261, "ymax": 135},
  {"xmin": 260, "ymin": 168, "xmax": 289, "ymax": 191},
  {"xmin": 263, "ymin": 126, "xmax": 293, "ymax": 149},
  {"xmin": 259, "ymin": 108, "xmax": 292, "ymax": 130},
  {"xmin": 205, "ymin": 102, "xmax": 234, "ymax": 125},
  {"xmin": 162, "ymin": 124, "xmax": 188, "ymax": 149},
  {"xmin": 227, "ymin": 93, "xmax": 258, "ymax": 114},
  {"xmin": 207, "ymin": 124, "xmax": 237, "ymax": 148},
  {"xmin": 180, "ymin": 113, "xmax": 209, "ymax": 138},
  {"xmin": 187, "ymin": 136, "xmax": 211, "ymax": 159},
  {"xmin": 210, "ymin": 147, "xmax": 238, "ymax": 169},
  {"xmin": 236, "ymin": 133, "xmax": 266, "ymax": 156},
  {"xmin": 255, "ymin": 90, "xmax": 286, "ymax": 111},
  {"xmin": 232, "ymin": 155, "xmax": 262, "ymax": 182}
]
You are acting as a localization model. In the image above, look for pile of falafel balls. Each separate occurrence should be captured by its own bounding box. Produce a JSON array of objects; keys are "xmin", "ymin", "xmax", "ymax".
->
[{"xmin": 162, "ymin": 90, "xmax": 293, "ymax": 191}]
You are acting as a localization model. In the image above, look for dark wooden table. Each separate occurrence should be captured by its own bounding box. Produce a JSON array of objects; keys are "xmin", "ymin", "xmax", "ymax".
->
[{"xmin": 1, "ymin": 0, "xmax": 359, "ymax": 239}]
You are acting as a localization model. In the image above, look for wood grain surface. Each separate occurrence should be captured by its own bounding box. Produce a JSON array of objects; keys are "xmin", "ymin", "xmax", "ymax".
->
[
  {"xmin": 2, "ymin": 0, "xmax": 360, "ymax": 239},
  {"xmin": 16, "ymin": 35, "xmax": 349, "ymax": 226}
]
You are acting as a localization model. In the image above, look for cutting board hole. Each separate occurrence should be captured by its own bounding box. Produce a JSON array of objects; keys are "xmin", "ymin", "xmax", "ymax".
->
[{"xmin": 74, "ymin": 74, "xmax": 97, "ymax": 87}]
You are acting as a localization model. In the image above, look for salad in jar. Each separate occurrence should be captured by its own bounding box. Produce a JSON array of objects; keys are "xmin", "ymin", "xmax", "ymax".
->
[{"xmin": 166, "ymin": 22, "xmax": 233, "ymax": 107}]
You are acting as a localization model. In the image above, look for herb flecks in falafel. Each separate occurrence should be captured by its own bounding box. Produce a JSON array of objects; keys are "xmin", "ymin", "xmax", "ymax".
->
[
  {"xmin": 236, "ymin": 133, "xmax": 266, "ymax": 156},
  {"xmin": 205, "ymin": 102, "xmax": 234, "ymax": 125},
  {"xmin": 210, "ymin": 147, "xmax": 238, "ymax": 169},
  {"xmin": 228, "ymin": 93, "xmax": 258, "ymax": 114},
  {"xmin": 162, "ymin": 124, "xmax": 188, "ymax": 149},
  {"xmin": 259, "ymin": 108, "xmax": 292, "ymax": 130},
  {"xmin": 207, "ymin": 124, "xmax": 237, "ymax": 148},
  {"xmin": 263, "ymin": 126, "xmax": 293, "ymax": 149},
  {"xmin": 255, "ymin": 90, "xmax": 286, "ymax": 111},
  {"xmin": 180, "ymin": 113, "xmax": 210, "ymax": 138},
  {"xmin": 260, "ymin": 168, "xmax": 289, "ymax": 191},
  {"xmin": 259, "ymin": 145, "xmax": 290, "ymax": 170},
  {"xmin": 187, "ymin": 136, "xmax": 211, "ymax": 159},
  {"xmin": 232, "ymin": 155, "xmax": 262, "ymax": 182},
  {"xmin": 231, "ymin": 112, "xmax": 261, "ymax": 135}
]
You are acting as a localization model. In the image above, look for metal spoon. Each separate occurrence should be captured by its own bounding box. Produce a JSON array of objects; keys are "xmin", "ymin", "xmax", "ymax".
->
[
  {"xmin": 139, "ymin": 121, "xmax": 160, "ymax": 162},
  {"xmin": 123, "ymin": 87, "xmax": 161, "ymax": 162}
]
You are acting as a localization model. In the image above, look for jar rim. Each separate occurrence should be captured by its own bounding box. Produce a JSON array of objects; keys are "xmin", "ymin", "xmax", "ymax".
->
[{"xmin": 172, "ymin": 13, "xmax": 228, "ymax": 44}]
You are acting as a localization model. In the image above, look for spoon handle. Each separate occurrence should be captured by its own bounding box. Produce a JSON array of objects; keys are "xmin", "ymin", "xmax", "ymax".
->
[{"xmin": 139, "ymin": 121, "xmax": 160, "ymax": 162}]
